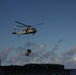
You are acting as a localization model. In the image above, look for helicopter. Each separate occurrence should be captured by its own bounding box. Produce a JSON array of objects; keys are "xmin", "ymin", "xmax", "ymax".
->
[{"xmin": 12, "ymin": 21, "xmax": 44, "ymax": 37}]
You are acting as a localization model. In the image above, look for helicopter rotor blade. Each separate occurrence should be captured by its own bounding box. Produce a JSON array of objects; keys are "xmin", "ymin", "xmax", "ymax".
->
[
  {"xmin": 34, "ymin": 23, "xmax": 44, "ymax": 26},
  {"xmin": 15, "ymin": 21, "xmax": 27, "ymax": 26},
  {"xmin": 17, "ymin": 26, "xmax": 32, "ymax": 27},
  {"xmin": 38, "ymin": 23, "xmax": 44, "ymax": 25},
  {"xmin": 17, "ymin": 26, "xmax": 25, "ymax": 27},
  {"xmin": 15, "ymin": 21, "xmax": 31, "ymax": 27}
]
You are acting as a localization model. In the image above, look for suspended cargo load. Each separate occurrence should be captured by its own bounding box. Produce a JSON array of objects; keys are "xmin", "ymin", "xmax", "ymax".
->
[{"xmin": 25, "ymin": 49, "xmax": 31, "ymax": 56}]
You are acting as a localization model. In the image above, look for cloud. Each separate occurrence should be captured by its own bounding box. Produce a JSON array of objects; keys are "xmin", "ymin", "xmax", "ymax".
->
[
  {"xmin": 1, "ymin": 40, "xmax": 76, "ymax": 69},
  {"xmin": 73, "ymin": 57, "xmax": 76, "ymax": 61},
  {"xmin": 30, "ymin": 44, "xmax": 45, "ymax": 57},
  {"xmin": 58, "ymin": 46, "xmax": 76, "ymax": 69},
  {"xmin": 42, "ymin": 44, "xmax": 76, "ymax": 69},
  {"xmin": 43, "ymin": 44, "xmax": 59, "ymax": 58},
  {"xmin": 8, "ymin": 52, "xmax": 23, "ymax": 65},
  {"xmin": 0, "ymin": 38, "xmax": 62, "ymax": 65},
  {"xmin": 60, "ymin": 56, "xmax": 76, "ymax": 69},
  {"xmin": 62, "ymin": 46, "xmax": 76, "ymax": 56},
  {"xmin": 0, "ymin": 43, "xmax": 46, "ymax": 65},
  {"xmin": 57, "ymin": 38, "xmax": 64, "ymax": 43},
  {"xmin": 0, "ymin": 48, "xmax": 13, "ymax": 63},
  {"xmin": 51, "ymin": 45, "xmax": 59, "ymax": 52}
]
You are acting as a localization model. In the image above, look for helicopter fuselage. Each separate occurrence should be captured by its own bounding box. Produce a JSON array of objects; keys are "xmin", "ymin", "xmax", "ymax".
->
[{"xmin": 12, "ymin": 27, "xmax": 37, "ymax": 36}]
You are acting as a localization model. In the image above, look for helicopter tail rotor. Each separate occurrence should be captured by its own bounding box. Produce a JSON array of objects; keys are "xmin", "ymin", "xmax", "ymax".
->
[
  {"xmin": 38, "ymin": 23, "xmax": 44, "ymax": 25},
  {"xmin": 12, "ymin": 26, "xmax": 18, "ymax": 34}
]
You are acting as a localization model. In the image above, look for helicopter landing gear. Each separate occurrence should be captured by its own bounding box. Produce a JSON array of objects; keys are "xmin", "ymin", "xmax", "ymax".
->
[{"xmin": 33, "ymin": 33, "xmax": 34, "ymax": 35}]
